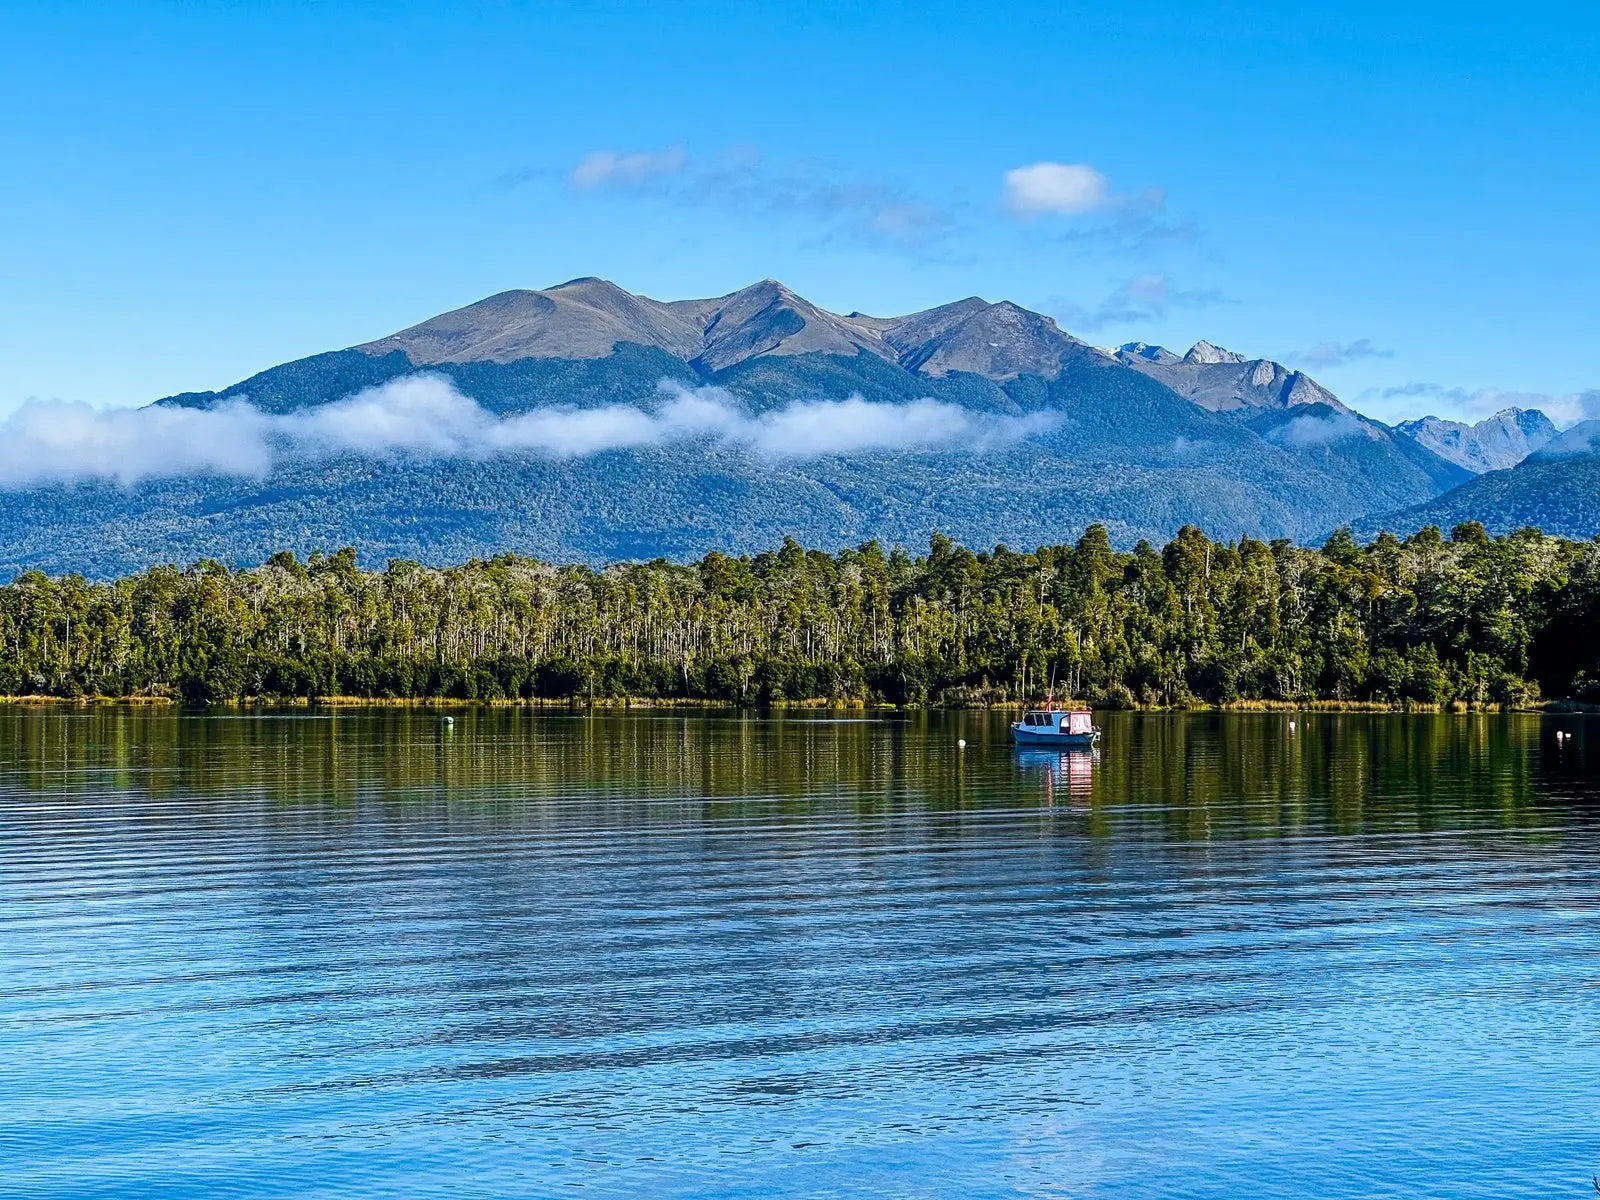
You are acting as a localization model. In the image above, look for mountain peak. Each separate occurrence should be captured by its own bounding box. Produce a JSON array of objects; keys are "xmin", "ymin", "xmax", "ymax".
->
[
  {"xmin": 356, "ymin": 279, "xmax": 703, "ymax": 364},
  {"xmin": 1117, "ymin": 342, "xmax": 1181, "ymax": 364},
  {"xmin": 1185, "ymin": 340, "xmax": 1246, "ymax": 365},
  {"xmin": 1394, "ymin": 408, "xmax": 1558, "ymax": 473},
  {"xmin": 742, "ymin": 277, "xmax": 795, "ymax": 297},
  {"xmin": 679, "ymin": 279, "xmax": 894, "ymax": 371},
  {"xmin": 887, "ymin": 299, "xmax": 1089, "ymax": 380},
  {"xmin": 1116, "ymin": 342, "xmax": 1349, "ymax": 415}
]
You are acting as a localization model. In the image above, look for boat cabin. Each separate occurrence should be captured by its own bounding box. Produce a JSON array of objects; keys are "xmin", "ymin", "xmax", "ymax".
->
[{"xmin": 1018, "ymin": 710, "xmax": 1095, "ymax": 735}]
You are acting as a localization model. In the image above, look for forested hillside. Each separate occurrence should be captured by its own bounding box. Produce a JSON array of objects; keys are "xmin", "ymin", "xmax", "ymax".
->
[
  {"xmin": 2, "ymin": 524, "xmax": 1594, "ymax": 707},
  {"xmin": 1359, "ymin": 455, "xmax": 1600, "ymax": 541}
]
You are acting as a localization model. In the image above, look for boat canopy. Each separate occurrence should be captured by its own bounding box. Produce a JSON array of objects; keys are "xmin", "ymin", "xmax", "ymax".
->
[{"xmin": 1019, "ymin": 710, "xmax": 1095, "ymax": 734}]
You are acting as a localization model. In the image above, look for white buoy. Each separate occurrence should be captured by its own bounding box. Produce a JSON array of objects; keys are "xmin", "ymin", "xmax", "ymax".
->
[
  {"xmin": 957, "ymin": 738, "xmax": 967, "ymax": 749},
  {"xmin": 1289, "ymin": 720, "xmax": 1296, "ymax": 732}
]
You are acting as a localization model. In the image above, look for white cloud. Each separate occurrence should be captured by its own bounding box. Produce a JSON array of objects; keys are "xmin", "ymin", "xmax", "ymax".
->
[
  {"xmin": 1053, "ymin": 272, "xmax": 1228, "ymax": 333},
  {"xmin": 278, "ymin": 375, "xmax": 491, "ymax": 456},
  {"xmin": 752, "ymin": 395, "xmax": 969, "ymax": 457},
  {"xmin": 1004, "ymin": 162, "xmax": 1111, "ymax": 216},
  {"xmin": 564, "ymin": 145, "xmax": 953, "ymax": 248},
  {"xmin": 1288, "ymin": 339, "xmax": 1393, "ymax": 370},
  {"xmin": 738, "ymin": 392, "xmax": 1058, "ymax": 456},
  {"xmin": 0, "ymin": 399, "xmax": 276, "ymax": 487},
  {"xmin": 1266, "ymin": 409, "xmax": 1368, "ymax": 449},
  {"xmin": 0, "ymin": 377, "xmax": 1063, "ymax": 490},
  {"xmin": 866, "ymin": 202, "xmax": 945, "ymax": 238},
  {"xmin": 651, "ymin": 382, "xmax": 1058, "ymax": 457},
  {"xmin": 570, "ymin": 146, "xmax": 689, "ymax": 189}
]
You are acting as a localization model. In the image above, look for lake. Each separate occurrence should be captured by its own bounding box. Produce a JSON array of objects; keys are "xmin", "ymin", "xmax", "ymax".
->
[{"xmin": 1, "ymin": 708, "xmax": 1596, "ymax": 1198}]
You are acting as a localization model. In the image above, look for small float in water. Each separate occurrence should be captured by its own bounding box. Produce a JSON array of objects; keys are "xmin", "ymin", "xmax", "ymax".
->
[{"xmin": 1010, "ymin": 706, "xmax": 1100, "ymax": 747}]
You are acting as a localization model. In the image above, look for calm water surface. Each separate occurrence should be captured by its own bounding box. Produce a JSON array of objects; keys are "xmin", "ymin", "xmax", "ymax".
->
[{"xmin": 1, "ymin": 709, "xmax": 1597, "ymax": 1198}]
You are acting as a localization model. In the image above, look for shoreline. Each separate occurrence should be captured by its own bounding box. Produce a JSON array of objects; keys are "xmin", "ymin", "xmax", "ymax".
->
[{"xmin": 0, "ymin": 694, "xmax": 1589, "ymax": 714}]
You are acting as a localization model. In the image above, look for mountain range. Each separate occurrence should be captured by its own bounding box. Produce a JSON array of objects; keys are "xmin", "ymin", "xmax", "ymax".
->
[
  {"xmin": 2, "ymin": 277, "xmax": 1592, "ymax": 576},
  {"xmin": 1395, "ymin": 408, "xmax": 1557, "ymax": 473}
]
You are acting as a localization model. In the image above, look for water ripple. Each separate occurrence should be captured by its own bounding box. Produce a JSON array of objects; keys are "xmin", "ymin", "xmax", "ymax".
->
[{"xmin": 0, "ymin": 709, "xmax": 1597, "ymax": 1199}]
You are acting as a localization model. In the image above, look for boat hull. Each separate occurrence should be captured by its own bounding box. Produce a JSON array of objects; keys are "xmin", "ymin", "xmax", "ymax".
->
[{"xmin": 1010, "ymin": 725, "xmax": 1100, "ymax": 747}]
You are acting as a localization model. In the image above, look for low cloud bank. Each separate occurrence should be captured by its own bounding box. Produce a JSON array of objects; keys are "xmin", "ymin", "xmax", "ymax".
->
[
  {"xmin": 1266, "ymin": 409, "xmax": 1368, "ymax": 449},
  {"xmin": 0, "ymin": 401, "xmax": 277, "ymax": 487},
  {"xmin": 0, "ymin": 377, "xmax": 1062, "ymax": 489}
]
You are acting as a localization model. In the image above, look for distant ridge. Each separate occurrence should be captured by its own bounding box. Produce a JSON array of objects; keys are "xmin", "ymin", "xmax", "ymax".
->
[
  {"xmin": 1395, "ymin": 408, "xmax": 1557, "ymax": 473},
  {"xmin": 355, "ymin": 277, "xmax": 1105, "ymax": 381},
  {"xmin": 1526, "ymin": 417, "xmax": 1600, "ymax": 461}
]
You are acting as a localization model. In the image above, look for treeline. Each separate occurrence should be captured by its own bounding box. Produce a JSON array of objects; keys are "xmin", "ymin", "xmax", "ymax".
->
[{"xmin": 1, "ymin": 523, "xmax": 1597, "ymax": 706}]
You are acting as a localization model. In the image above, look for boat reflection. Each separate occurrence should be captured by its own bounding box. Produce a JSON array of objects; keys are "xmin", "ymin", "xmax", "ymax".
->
[{"xmin": 1013, "ymin": 746, "xmax": 1097, "ymax": 805}]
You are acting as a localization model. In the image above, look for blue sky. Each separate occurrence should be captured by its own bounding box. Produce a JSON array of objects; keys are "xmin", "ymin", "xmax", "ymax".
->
[{"xmin": 2, "ymin": 0, "xmax": 1595, "ymax": 424}]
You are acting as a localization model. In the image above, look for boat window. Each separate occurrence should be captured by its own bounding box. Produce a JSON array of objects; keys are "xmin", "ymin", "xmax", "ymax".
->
[{"xmin": 1068, "ymin": 713, "xmax": 1092, "ymax": 734}]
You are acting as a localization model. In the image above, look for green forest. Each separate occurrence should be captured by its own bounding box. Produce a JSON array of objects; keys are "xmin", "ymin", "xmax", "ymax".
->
[{"xmin": 1, "ymin": 522, "xmax": 1597, "ymax": 707}]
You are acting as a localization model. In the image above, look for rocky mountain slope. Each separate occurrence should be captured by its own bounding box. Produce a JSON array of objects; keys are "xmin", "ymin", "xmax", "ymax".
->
[
  {"xmin": 1394, "ymin": 408, "xmax": 1557, "ymax": 473},
  {"xmin": 1113, "ymin": 340, "xmax": 1345, "ymax": 413},
  {"xmin": 1526, "ymin": 418, "xmax": 1600, "ymax": 461}
]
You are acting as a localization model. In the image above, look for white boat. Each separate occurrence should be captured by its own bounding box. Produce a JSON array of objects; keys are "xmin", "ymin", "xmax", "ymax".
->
[{"xmin": 1010, "ymin": 707, "xmax": 1100, "ymax": 747}]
